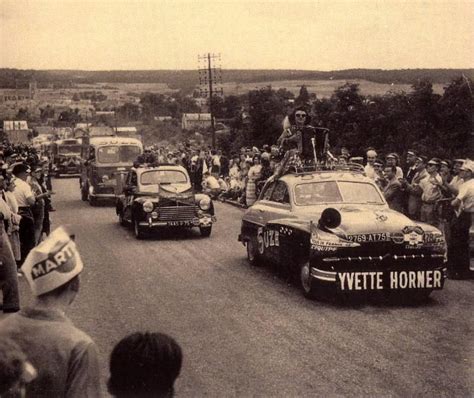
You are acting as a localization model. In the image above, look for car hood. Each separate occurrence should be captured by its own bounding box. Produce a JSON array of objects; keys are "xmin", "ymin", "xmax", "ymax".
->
[{"xmin": 290, "ymin": 205, "xmax": 440, "ymax": 235}]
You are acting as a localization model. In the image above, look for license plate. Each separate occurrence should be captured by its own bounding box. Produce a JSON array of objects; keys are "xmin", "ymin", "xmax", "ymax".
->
[
  {"xmin": 167, "ymin": 221, "xmax": 192, "ymax": 226},
  {"xmin": 337, "ymin": 270, "xmax": 444, "ymax": 291}
]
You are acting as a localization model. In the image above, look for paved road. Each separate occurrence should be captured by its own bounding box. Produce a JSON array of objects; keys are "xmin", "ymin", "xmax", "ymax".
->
[{"xmin": 14, "ymin": 178, "xmax": 474, "ymax": 396}]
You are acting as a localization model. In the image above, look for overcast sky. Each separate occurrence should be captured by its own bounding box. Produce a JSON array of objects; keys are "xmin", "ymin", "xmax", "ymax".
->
[{"xmin": 1, "ymin": 0, "xmax": 473, "ymax": 71}]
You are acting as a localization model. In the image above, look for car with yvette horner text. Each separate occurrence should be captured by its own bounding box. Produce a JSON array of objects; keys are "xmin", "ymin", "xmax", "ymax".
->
[
  {"xmin": 116, "ymin": 165, "xmax": 216, "ymax": 239},
  {"xmin": 238, "ymin": 163, "xmax": 447, "ymax": 301}
]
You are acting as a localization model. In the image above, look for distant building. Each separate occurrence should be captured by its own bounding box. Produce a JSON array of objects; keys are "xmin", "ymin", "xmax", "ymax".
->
[
  {"xmin": 154, "ymin": 116, "xmax": 173, "ymax": 122},
  {"xmin": 35, "ymin": 126, "xmax": 55, "ymax": 136},
  {"xmin": 3, "ymin": 120, "xmax": 31, "ymax": 144},
  {"xmin": 116, "ymin": 126, "xmax": 138, "ymax": 138},
  {"xmin": 182, "ymin": 113, "xmax": 213, "ymax": 130}
]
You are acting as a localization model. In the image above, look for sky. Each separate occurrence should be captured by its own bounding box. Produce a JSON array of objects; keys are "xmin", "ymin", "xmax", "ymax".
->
[{"xmin": 1, "ymin": 0, "xmax": 473, "ymax": 71}]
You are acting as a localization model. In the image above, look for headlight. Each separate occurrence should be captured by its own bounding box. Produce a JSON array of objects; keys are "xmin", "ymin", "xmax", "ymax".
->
[
  {"xmin": 199, "ymin": 197, "xmax": 211, "ymax": 211},
  {"xmin": 143, "ymin": 200, "xmax": 154, "ymax": 213}
]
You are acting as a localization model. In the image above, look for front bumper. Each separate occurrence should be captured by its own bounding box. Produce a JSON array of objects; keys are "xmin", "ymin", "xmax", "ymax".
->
[
  {"xmin": 139, "ymin": 215, "xmax": 216, "ymax": 228},
  {"xmin": 310, "ymin": 253, "xmax": 447, "ymax": 292}
]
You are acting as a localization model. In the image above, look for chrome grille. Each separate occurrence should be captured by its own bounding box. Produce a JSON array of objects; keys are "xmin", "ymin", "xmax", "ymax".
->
[{"xmin": 158, "ymin": 205, "xmax": 197, "ymax": 221}]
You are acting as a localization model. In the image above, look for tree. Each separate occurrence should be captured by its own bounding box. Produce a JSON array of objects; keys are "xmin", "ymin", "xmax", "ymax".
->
[
  {"xmin": 16, "ymin": 108, "xmax": 29, "ymax": 120},
  {"xmin": 58, "ymin": 109, "xmax": 81, "ymax": 125},
  {"xmin": 117, "ymin": 102, "xmax": 140, "ymax": 121},
  {"xmin": 295, "ymin": 85, "xmax": 310, "ymax": 106},
  {"xmin": 248, "ymin": 87, "xmax": 286, "ymax": 146},
  {"xmin": 437, "ymin": 76, "xmax": 474, "ymax": 156},
  {"xmin": 40, "ymin": 105, "xmax": 55, "ymax": 122}
]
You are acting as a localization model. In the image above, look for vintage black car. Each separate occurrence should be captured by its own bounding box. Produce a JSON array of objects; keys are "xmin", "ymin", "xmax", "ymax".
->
[
  {"xmin": 239, "ymin": 164, "xmax": 447, "ymax": 301},
  {"xmin": 116, "ymin": 165, "xmax": 216, "ymax": 239}
]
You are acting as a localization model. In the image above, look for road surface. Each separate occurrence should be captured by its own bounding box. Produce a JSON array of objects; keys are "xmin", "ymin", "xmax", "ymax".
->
[{"xmin": 13, "ymin": 178, "xmax": 474, "ymax": 396}]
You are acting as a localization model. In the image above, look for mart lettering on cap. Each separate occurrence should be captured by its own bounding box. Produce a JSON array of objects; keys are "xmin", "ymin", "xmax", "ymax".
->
[{"xmin": 31, "ymin": 240, "xmax": 76, "ymax": 280}]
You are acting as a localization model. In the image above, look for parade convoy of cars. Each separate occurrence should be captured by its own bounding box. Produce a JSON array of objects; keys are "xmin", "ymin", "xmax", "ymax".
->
[
  {"xmin": 239, "ymin": 163, "xmax": 447, "ymax": 301},
  {"xmin": 115, "ymin": 165, "xmax": 216, "ymax": 239},
  {"xmin": 58, "ymin": 128, "xmax": 447, "ymax": 303}
]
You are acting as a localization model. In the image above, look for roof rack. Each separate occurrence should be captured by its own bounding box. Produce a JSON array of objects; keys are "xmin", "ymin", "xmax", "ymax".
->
[{"xmin": 292, "ymin": 162, "xmax": 365, "ymax": 175}]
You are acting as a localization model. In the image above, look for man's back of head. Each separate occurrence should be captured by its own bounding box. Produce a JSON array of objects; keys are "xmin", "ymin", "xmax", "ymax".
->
[{"xmin": 108, "ymin": 332, "xmax": 183, "ymax": 398}]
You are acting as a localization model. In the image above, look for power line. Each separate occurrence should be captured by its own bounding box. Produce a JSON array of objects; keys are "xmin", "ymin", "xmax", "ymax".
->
[{"xmin": 198, "ymin": 53, "xmax": 223, "ymax": 149}]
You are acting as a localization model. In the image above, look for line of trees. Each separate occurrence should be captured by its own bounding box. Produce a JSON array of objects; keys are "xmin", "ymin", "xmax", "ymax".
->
[{"xmin": 218, "ymin": 77, "xmax": 473, "ymax": 158}]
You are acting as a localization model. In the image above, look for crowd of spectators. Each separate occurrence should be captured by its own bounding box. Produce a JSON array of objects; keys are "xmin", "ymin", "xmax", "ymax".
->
[
  {"xmin": 0, "ymin": 143, "xmax": 55, "ymax": 314},
  {"xmin": 0, "ymin": 107, "xmax": 471, "ymax": 395}
]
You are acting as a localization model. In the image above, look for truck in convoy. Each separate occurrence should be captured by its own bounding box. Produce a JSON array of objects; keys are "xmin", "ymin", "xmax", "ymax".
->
[
  {"xmin": 79, "ymin": 133, "xmax": 143, "ymax": 206},
  {"xmin": 51, "ymin": 138, "xmax": 82, "ymax": 177}
]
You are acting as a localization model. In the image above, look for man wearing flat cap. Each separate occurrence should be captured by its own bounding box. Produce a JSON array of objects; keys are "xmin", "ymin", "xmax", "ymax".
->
[
  {"xmin": 0, "ymin": 227, "xmax": 101, "ymax": 397},
  {"xmin": 419, "ymin": 158, "xmax": 443, "ymax": 226},
  {"xmin": 448, "ymin": 160, "xmax": 474, "ymax": 279},
  {"xmin": 386, "ymin": 153, "xmax": 404, "ymax": 179}
]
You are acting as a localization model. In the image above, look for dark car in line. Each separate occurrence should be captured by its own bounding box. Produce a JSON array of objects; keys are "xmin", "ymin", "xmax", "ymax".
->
[
  {"xmin": 116, "ymin": 165, "xmax": 216, "ymax": 239},
  {"xmin": 239, "ymin": 164, "xmax": 447, "ymax": 301}
]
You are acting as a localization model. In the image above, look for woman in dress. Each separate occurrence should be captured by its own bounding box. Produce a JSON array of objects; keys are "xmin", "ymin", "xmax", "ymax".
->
[
  {"xmin": 245, "ymin": 155, "xmax": 263, "ymax": 207},
  {"xmin": 3, "ymin": 176, "xmax": 22, "ymax": 264}
]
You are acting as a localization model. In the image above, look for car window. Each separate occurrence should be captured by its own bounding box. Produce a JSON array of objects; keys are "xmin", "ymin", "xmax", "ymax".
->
[
  {"xmin": 294, "ymin": 181, "xmax": 384, "ymax": 205},
  {"xmin": 97, "ymin": 146, "xmax": 119, "ymax": 163},
  {"xmin": 271, "ymin": 181, "xmax": 290, "ymax": 204},
  {"xmin": 120, "ymin": 145, "xmax": 142, "ymax": 163},
  {"xmin": 261, "ymin": 181, "xmax": 275, "ymax": 201},
  {"xmin": 141, "ymin": 170, "xmax": 188, "ymax": 185},
  {"xmin": 338, "ymin": 181, "xmax": 384, "ymax": 204},
  {"xmin": 97, "ymin": 145, "xmax": 141, "ymax": 163},
  {"xmin": 294, "ymin": 181, "xmax": 342, "ymax": 205}
]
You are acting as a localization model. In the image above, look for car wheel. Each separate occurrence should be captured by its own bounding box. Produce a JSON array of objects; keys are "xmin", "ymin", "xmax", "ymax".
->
[
  {"xmin": 134, "ymin": 219, "xmax": 146, "ymax": 239},
  {"xmin": 200, "ymin": 226, "xmax": 212, "ymax": 237},
  {"xmin": 88, "ymin": 194, "xmax": 97, "ymax": 207},
  {"xmin": 246, "ymin": 239, "xmax": 261, "ymax": 266},
  {"xmin": 300, "ymin": 261, "xmax": 317, "ymax": 299}
]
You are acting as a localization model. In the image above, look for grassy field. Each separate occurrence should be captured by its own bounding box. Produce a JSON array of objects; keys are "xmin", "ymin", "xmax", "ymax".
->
[
  {"xmin": 76, "ymin": 79, "xmax": 446, "ymax": 98},
  {"xmin": 220, "ymin": 79, "xmax": 446, "ymax": 98}
]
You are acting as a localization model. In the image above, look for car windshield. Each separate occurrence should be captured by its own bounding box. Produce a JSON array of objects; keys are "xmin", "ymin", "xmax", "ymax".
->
[
  {"xmin": 141, "ymin": 170, "xmax": 188, "ymax": 185},
  {"xmin": 294, "ymin": 181, "xmax": 383, "ymax": 205},
  {"xmin": 338, "ymin": 181, "xmax": 384, "ymax": 204},
  {"xmin": 97, "ymin": 145, "xmax": 141, "ymax": 164},
  {"xmin": 58, "ymin": 145, "xmax": 81, "ymax": 155}
]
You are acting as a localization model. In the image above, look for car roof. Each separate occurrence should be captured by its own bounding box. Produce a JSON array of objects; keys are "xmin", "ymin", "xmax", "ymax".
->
[
  {"xmin": 279, "ymin": 170, "xmax": 374, "ymax": 187},
  {"xmin": 134, "ymin": 165, "xmax": 188, "ymax": 175},
  {"xmin": 89, "ymin": 136, "xmax": 143, "ymax": 147}
]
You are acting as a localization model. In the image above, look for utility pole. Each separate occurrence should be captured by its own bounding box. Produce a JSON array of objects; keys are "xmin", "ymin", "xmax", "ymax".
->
[{"xmin": 198, "ymin": 53, "xmax": 223, "ymax": 149}]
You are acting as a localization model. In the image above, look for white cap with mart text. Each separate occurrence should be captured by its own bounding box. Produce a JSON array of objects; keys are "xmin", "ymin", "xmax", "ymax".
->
[{"xmin": 21, "ymin": 226, "xmax": 83, "ymax": 296}]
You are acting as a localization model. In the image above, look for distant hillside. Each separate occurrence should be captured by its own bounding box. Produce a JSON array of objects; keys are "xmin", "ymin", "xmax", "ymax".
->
[{"xmin": 1, "ymin": 68, "xmax": 472, "ymax": 92}]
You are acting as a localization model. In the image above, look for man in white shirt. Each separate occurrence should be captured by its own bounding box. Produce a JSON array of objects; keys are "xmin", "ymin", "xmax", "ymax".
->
[
  {"xmin": 448, "ymin": 160, "xmax": 474, "ymax": 279},
  {"xmin": 11, "ymin": 164, "xmax": 36, "ymax": 265},
  {"xmin": 419, "ymin": 158, "xmax": 443, "ymax": 226},
  {"xmin": 364, "ymin": 149, "xmax": 377, "ymax": 179}
]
